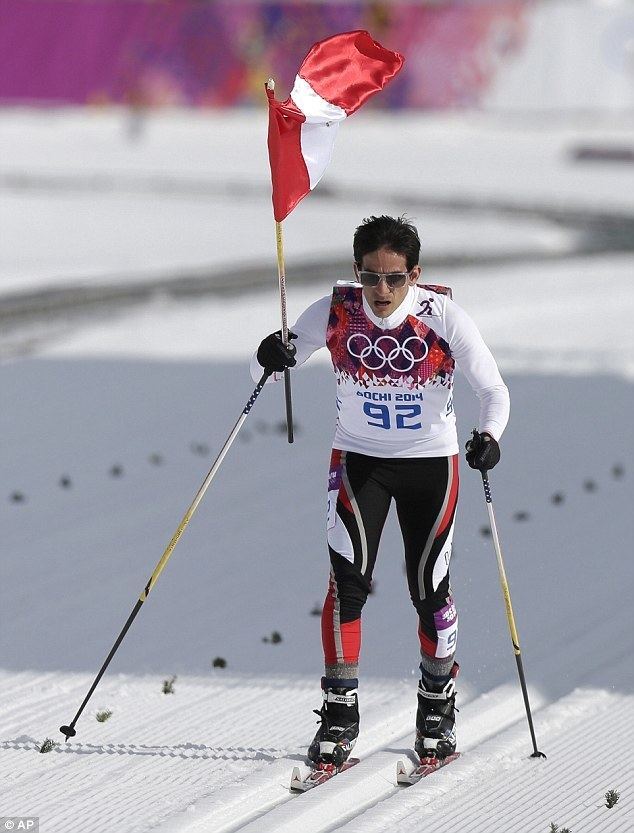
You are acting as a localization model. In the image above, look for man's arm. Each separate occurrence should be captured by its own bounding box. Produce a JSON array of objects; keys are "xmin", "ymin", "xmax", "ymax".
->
[{"xmin": 443, "ymin": 298, "xmax": 510, "ymax": 442}]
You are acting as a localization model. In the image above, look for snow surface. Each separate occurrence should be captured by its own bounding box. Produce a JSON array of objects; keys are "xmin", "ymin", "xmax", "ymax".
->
[{"xmin": 1, "ymin": 108, "xmax": 633, "ymax": 832}]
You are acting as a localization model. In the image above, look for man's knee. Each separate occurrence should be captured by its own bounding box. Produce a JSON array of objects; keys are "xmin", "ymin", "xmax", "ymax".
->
[{"xmin": 328, "ymin": 551, "xmax": 371, "ymax": 620}]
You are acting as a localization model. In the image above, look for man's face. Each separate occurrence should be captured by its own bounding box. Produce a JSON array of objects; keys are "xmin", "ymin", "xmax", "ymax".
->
[{"xmin": 356, "ymin": 247, "xmax": 421, "ymax": 318}]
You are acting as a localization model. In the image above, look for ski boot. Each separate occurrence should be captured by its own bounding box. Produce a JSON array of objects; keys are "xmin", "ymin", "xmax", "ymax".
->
[
  {"xmin": 414, "ymin": 662, "xmax": 459, "ymax": 761},
  {"xmin": 307, "ymin": 679, "xmax": 359, "ymax": 768}
]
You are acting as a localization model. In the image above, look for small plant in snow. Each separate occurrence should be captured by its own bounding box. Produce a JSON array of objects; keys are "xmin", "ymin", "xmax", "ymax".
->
[
  {"xmin": 212, "ymin": 657, "xmax": 227, "ymax": 668},
  {"xmin": 162, "ymin": 675, "xmax": 177, "ymax": 694},
  {"xmin": 96, "ymin": 709, "xmax": 113, "ymax": 723},
  {"xmin": 549, "ymin": 824, "xmax": 571, "ymax": 833},
  {"xmin": 39, "ymin": 738, "xmax": 59, "ymax": 753},
  {"xmin": 604, "ymin": 789, "xmax": 620, "ymax": 808}
]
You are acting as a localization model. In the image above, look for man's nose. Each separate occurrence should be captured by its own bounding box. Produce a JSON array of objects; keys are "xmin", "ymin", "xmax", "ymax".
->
[{"xmin": 375, "ymin": 277, "xmax": 391, "ymax": 294}]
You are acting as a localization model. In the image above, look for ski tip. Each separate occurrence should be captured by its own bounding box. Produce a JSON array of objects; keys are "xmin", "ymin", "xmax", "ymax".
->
[
  {"xmin": 396, "ymin": 759, "xmax": 412, "ymax": 785},
  {"xmin": 290, "ymin": 766, "xmax": 304, "ymax": 792},
  {"xmin": 397, "ymin": 752, "xmax": 461, "ymax": 785}
]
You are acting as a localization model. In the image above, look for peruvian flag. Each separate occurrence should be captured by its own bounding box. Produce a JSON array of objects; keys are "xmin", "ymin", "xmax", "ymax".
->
[{"xmin": 266, "ymin": 31, "xmax": 404, "ymax": 222}]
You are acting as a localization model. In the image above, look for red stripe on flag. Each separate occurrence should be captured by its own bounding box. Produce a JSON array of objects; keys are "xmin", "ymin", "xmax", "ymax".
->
[
  {"xmin": 298, "ymin": 30, "xmax": 404, "ymax": 115},
  {"xmin": 436, "ymin": 455, "xmax": 459, "ymax": 539},
  {"xmin": 266, "ymin": 87, "xmax": 309, "ymax": 222}
]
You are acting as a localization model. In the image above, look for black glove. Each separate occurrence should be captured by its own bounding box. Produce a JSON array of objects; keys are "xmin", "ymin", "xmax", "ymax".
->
[
  {"xmin": 256, "ymin": 330, "xmax": 298, "ymax": 373},
  {"xmin": 465, "ymin": 429, "xmax": 500, "ymax": 472}
]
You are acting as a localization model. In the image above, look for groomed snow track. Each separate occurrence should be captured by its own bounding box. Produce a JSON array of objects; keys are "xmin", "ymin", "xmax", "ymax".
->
[{"xmin": 1, "ymin": 672, "xmax": 631, "ymax": 833}]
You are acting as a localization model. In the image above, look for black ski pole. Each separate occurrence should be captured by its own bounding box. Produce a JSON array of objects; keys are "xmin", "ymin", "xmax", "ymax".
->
[
  {"xmin": 60, "ymin": 370, "xmax": 271, "ymax": 741},
  {"xmin": 478, "ymin": 466, "xmax": 546, "ymax": 759}
]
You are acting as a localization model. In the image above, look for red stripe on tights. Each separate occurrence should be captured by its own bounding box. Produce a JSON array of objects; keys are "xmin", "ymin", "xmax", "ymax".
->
[
  {"xmin": 436, "ymin": 455, "xmax": 459, "ymax": 539},
  {"xmin": 321, "ymin": 575, "xmax": 361, "ymax": 665},
  {"xmin": 340, "ymin": 619, "xmax": 361, "ymax": 664},
  {"xmin": 321, "ymin": 578, "xmax": 337, "ymax": 664},
  {"xmin": 418, "ymin": 624, "xmax": 438, "ymax": 658}
]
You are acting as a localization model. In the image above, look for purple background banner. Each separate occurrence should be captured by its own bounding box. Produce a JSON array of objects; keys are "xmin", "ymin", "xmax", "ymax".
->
[{"xmin": 0, "ymin": 1, "xmax": 528, "ymax": 108}]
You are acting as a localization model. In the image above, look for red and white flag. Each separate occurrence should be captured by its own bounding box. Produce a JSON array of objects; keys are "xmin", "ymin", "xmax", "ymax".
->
[{"xmin": 266, "ymin": 30, "xmax": 404, "ymax": 222}]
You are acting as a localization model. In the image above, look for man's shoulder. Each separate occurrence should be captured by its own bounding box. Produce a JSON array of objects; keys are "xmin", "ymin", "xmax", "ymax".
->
[
  {"xmin": 412, "ymin": 283, "xmax": 452, "ymax": 321},
  {"xmin": 416, "ymin": 282, "xmax": 452, "ymax": 300},
  {"xmin": 331, "ymin": 281, "xmax": 362, "ymax": 303}
]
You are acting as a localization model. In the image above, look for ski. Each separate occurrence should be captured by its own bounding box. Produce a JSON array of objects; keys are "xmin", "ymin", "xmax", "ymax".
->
[
  {"xmin": 396, "ymin": 752, "xmax": 460, "ymax": 785},
  {"xmin": 289, "ymin": 757, "xmax": 360, "ymax": 792}
]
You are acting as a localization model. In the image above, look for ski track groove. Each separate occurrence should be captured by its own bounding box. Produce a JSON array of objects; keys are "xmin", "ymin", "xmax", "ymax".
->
[
  {"xmin": 307, "ymin": 689, "xmax": 625, "ymax": 833},
  {"xmin": 153, "ymin": 700, "xmax": 423, "ymax": 833},
  {"xmin": 220, "ymin": 687, "xmax": 545, "ymax": 833},
  {"xmin": 364, "ymin": 690, "xmax": 633, "ymax": 833},
  {"xmin": 435, "ymin": 738, "xmax": 565, "ymax": 831},
  {"xmin": 423, "ymin": 713, "xmax": 594, "ymax": 832},
  {"xmin": 157, "ymin": 684, "xmax": 536, "ymax": 833},
  {"xmin": 309, "ymin": 731, "xmax": 520, "ymax": 833}
]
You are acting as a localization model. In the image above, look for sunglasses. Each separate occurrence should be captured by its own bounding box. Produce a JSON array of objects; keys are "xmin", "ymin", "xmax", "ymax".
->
[{"xmin": 357, "ymin": 270, "xmax": 411, "ymax": 288}]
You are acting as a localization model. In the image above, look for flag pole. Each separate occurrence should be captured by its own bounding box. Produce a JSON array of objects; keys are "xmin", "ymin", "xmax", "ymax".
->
[
  {"xmin": 268, "ymin": 77, "xmax": 294, "ymax": 444},
  {"xmin": 275, "ymin": 218, "xmax": 294, "ymax": 443}
]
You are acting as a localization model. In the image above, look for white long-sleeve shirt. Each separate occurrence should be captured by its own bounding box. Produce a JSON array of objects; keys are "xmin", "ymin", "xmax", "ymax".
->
[{"xmin": 252, "ymin": 282, "xmax": 509, "ymax": 457}]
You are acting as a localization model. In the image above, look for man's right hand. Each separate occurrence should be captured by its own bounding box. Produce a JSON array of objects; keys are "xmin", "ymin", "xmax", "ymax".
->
[
  {"xmin": 465, "ymin": 429, "xmax": 500, "ymax": 472},
  {"xmin": 257, "ymin": 330, "xmax": 298, "ymax": 373}
]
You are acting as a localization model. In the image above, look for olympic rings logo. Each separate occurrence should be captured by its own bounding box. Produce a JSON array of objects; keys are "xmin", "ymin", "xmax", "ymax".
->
[{"xmin": 346, "ymin": 333, "xmax": 429, "ymax": 372}]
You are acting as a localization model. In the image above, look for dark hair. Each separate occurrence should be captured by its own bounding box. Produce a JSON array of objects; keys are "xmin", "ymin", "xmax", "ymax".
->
[{"xmin": 353, "ymin": 215, "xmax": 420, "ymax": 270}]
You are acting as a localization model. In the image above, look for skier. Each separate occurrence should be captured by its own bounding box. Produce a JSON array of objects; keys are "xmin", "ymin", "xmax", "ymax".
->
[{"xmin": 253, "ymin": 215, "xmax": 509, "ymax": 768}]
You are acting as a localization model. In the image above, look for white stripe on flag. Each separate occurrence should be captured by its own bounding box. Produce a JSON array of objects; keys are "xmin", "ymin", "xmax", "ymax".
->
[
  {"xmin": 291, "ymin": 75, "xmax": 346, "ymax": 190},
  {"xmin": 290, "ymin": 75, "xmax": 348, "ymax": 122}
]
